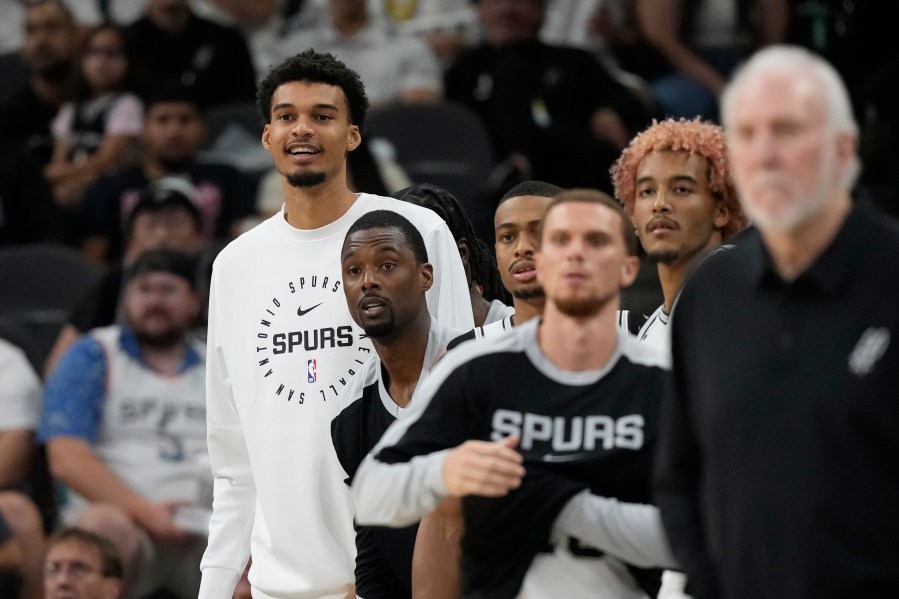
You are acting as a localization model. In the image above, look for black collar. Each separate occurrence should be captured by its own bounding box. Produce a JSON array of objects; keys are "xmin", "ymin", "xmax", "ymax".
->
[{"xmin": 752, "ymin": 204, "xmax": 871, "ymax": 294}]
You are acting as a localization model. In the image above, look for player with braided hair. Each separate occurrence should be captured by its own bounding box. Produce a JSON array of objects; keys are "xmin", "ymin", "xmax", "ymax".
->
[{"xmin": 396, "ymin": 183, "xmax": 514, "ymax": 326}]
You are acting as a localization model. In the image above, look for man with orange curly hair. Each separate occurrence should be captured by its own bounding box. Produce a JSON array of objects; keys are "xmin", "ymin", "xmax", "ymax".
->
[{"xmin": 611, "ymin": 118, "xmax": 748, "ymax": 352}]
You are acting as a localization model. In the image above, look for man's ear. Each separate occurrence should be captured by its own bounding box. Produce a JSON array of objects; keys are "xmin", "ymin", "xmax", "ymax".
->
[
  {"xmin": 714, "ymin": 200, "xmax": 731, "ymax": 230},
  {"xmin": 619, "ymin": 255, "xmax": 640, "ymax": 289},
  {"xmin": 421, "ymin": 263, "xmax": 434, "ymax": 293},
  {"xmin": 835, "ymin": 132, "xmax": 857, "ymax": 180},
  {"xmin": 347, "ymin": 125, "xmax": 361, "ymax": 152},
  {"xmin": 457, "ymin": 239, "xmax": 470, "ymax": 267},
  {"xmin": 261, "ymin": 123, "xmax": 272, "ymax": 151}
]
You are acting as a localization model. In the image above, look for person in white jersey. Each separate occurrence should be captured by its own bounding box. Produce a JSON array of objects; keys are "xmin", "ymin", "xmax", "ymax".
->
[
  {"xmin": 611, "ymin": 119, "xmax": 748, "ymax": 597},
  {"xmin": 611, "ymin": 117, "xmax": 748, "ymax": 354},
  {"xmin": 39, "ymin": 249, "xmax": 209, "ymax": 599},
  {"xmin": 200, "ymin": 50, "xmax": 473, "ymax": 599}
]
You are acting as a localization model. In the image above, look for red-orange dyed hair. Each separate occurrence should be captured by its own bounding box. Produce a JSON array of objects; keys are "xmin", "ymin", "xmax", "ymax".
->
[{"xmin": 610, "ymin": 118, "xmax": 748, "ymax": 240}]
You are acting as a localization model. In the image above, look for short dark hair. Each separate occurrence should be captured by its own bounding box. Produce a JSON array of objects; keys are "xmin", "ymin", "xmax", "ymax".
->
[
  {"xmin": 144, "ymin": 83, "xmax": 204, "ymax": 116},
  {"xmin": 344, "ymin": 210, "xmax": 428, "ymax": 264},
  {"xmin": 499, "ymin": 180, "xmax": 563, "ymax": 204},
  {"xmin": 128, "ymin": 248, "xmax": 198, "ymax": 289},
  {"xmin": 256, "ymin": 49, "xmax": 369, "ymax": 128},
  {"xmin": 46, "ymin": 527, "xmax": 124, "ymax": 579},
  {"xmin": 541, "ymin": 189, "xmax": 638, "ymax": 256}
]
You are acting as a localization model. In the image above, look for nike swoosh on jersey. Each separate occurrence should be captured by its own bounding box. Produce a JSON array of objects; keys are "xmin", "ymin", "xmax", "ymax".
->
[{"xmin": 297, "ymin": 302, "xmax": 323, "ymax": 317}]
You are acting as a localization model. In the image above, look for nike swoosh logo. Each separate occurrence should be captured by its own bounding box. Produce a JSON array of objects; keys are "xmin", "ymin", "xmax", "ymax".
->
[
  {"xmin": 296, "ymin": 302, "xmax": 323, "ymax": 317},
  {"xmin": 541, "ymin": 452, "xmax": 591, "ymax": 463}
]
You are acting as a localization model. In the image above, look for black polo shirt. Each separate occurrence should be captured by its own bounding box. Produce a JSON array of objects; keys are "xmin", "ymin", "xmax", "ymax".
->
[{"xmin": 655, "ymin": 204, "xmax": 899, "ymax": 599}]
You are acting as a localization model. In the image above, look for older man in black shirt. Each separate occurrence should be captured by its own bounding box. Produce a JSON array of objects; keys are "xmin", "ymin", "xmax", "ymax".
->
[{"xmin": 655, "ymin": 45, "xmax": 899, "ymax": 599}]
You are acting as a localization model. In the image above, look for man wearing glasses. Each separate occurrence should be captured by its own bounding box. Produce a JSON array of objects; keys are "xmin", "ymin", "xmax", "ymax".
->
[{"xmin": 43, "ymin": 527, "xmax": 123, "ymax": 599}]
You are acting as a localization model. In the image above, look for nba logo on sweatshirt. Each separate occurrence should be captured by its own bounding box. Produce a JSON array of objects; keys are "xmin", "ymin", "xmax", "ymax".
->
[{"xmin": 307, "ymin": 359, "xmax": 317, "ymax": 383}]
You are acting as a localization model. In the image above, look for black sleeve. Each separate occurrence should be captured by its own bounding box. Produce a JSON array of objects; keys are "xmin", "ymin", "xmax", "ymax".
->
[{"xmin": 653, "ymin": 310, "xmax": 720, "ymax": 599}]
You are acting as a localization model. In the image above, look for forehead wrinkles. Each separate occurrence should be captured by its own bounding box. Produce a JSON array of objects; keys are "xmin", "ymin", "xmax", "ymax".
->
[{"xmin": 342, "ymin": 230, "xmax": 409, "ymax": 257}]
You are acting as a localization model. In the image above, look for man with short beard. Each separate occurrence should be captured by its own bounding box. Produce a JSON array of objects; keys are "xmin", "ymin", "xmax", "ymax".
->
[
  {"xmin": 611, "ymin": 118, "xmax": 749, "ymax": 353},
  {"xmin": 79, "ymin": 87, "xmax": 257, "ymax": 263},
  {"xmin": 353, "ymin": 189, "xmax": 676, "ymax": 598},
  {"xmin": 39, "ymin": 248, "xmax": 210, "ymax": 599},
  {"xmin": 655, "ymin": 46, "xmax": 899, "ymax": 599},
  {"xmin": 200, "ymin": 50, "xmax": 471, "ymax": 599},
  {"xmin": 331, "ymin": 210, "xmax": 463, "ymax": 598},
  {"xmin": 0, "ymin": 0, "xmax": 78, "ymax": 167}
]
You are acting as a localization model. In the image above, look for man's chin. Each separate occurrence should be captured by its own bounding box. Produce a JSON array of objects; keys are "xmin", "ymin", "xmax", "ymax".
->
[
  {"xmin": 133, "ymin": 327, "xmax": 184, "ymax": 349},
  {"xmin": 645, "ymin": 249, "xmax": 681, "ymax": 264},
  {"xmin": 286, "ymin": 170, "xmax": 327, "ymax": 188},
  {"xmin": 512, "ymin": 286, "xmax": 545, "ymax": 300},
  {"xmin": 553, "ymin": 297, "xmax": 603, "ymax": 319}
]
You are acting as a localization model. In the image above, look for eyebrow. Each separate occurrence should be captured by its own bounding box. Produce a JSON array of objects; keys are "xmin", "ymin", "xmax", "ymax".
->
[
  {"xmin": 496, "ymin": 219, "xmax": 542, "ymax": 231},
  {"xmin": 341, "ymin": 244, "xmax": 403, "ymax": 261},
  {"xmin": 636, "ymin": 174, "xmax": 700, "ymax": 185},
  {"xmin": 271, "ymin": 102, "xmax": 340, "ymax": 113}
]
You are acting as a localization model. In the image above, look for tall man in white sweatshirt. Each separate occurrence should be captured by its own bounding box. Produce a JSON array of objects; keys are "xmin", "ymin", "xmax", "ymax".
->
[{"xmin": 199, "ymin": 50, "xmax": 473, "ymax": 599}]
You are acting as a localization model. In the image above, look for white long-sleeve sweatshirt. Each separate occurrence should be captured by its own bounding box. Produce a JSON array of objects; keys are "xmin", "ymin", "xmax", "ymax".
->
[{"xmin": 199, "ymin": 194, "xmax": 473, "ymax": 599}]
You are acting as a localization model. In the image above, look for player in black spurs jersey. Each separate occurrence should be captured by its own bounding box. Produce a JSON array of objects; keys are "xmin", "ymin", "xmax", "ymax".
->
[
  {"xmin": 353, "ymin": 190, "xmax": 676, "ymax": 599},
  {"xmin": 332, "ymin": 210, "xmax": 462, "ymax": 599}
]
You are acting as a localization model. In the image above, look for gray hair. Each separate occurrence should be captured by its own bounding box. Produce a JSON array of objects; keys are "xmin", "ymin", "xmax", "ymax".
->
[{"xmin": 721, "ymin": 45, "xmax": 860, "ymax": 189}]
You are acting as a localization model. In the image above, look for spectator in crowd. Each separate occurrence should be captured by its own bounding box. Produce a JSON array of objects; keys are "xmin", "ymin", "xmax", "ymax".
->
[
  {"xmin": 611, "ymin": 117, "xmax": 748, "ymax": 351},
  {"xmin": 0, "ymin": 492, "xmax": 45, "ymax": 599},
  {"xmin": 44, "ymin": 178, "xmax": 207, "ymax": 376},
  {"xmin": 0, "ymin": 0, "xmax": 79, "ymax": 167},
  {"xmin": 655, "ymin": 46, "xmax": 899, "ymax": 599},
  {"xmin": 40, "ymin": 249, "xmax": 209, "ymax": 599},
  {"xmin": 126, "ymin": 0, "xmax": 257, "ymax": 109},
  {"xmin": 376, "ymin": 0, "xmax": 476, "ymax": 67},
  {"xmin": 0, "ymin": 140, "xmax": 63, "ymax": 246},
  {"xmin": 78, "ymin": 86, "xmax": 256, "ymax": 263},
  {"xmin": 43, "ymin": 527, "xmax": 123, "ymax": 599},
  {"xmin": 200, "ymin": 49, "xmax": 472, "ymax": 599},
  {"xmin": 281, "ymin": 0, "xmax": 443, "ymax": 106},
  {"xmin": 395, "ymin": 183, "xmax": 513, "ymax": 327},
  {"xmin": 0, "ymin": 337, "xmax": 45, "ymax": 599},
  {"xmin": 332, "ymin": 210, "xmax": 463, "ymax": 598},
  {"xmin": 0, "ymin": 337, "xmax": 42, "ymax": 490},
  {"xmin": 45, "ymin": 24, "xmax": 143, "ymax": 209},
  {"xmin": 634, "ymin": 0, "xmax": 788, "ymax": 120},
  {"xmin": 353, "ymin": 189, "xmax": 671, "ymax": 597},
  {"xmin": 445, "ymin": 0, "xmax": 649, "ymax": 194}
]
